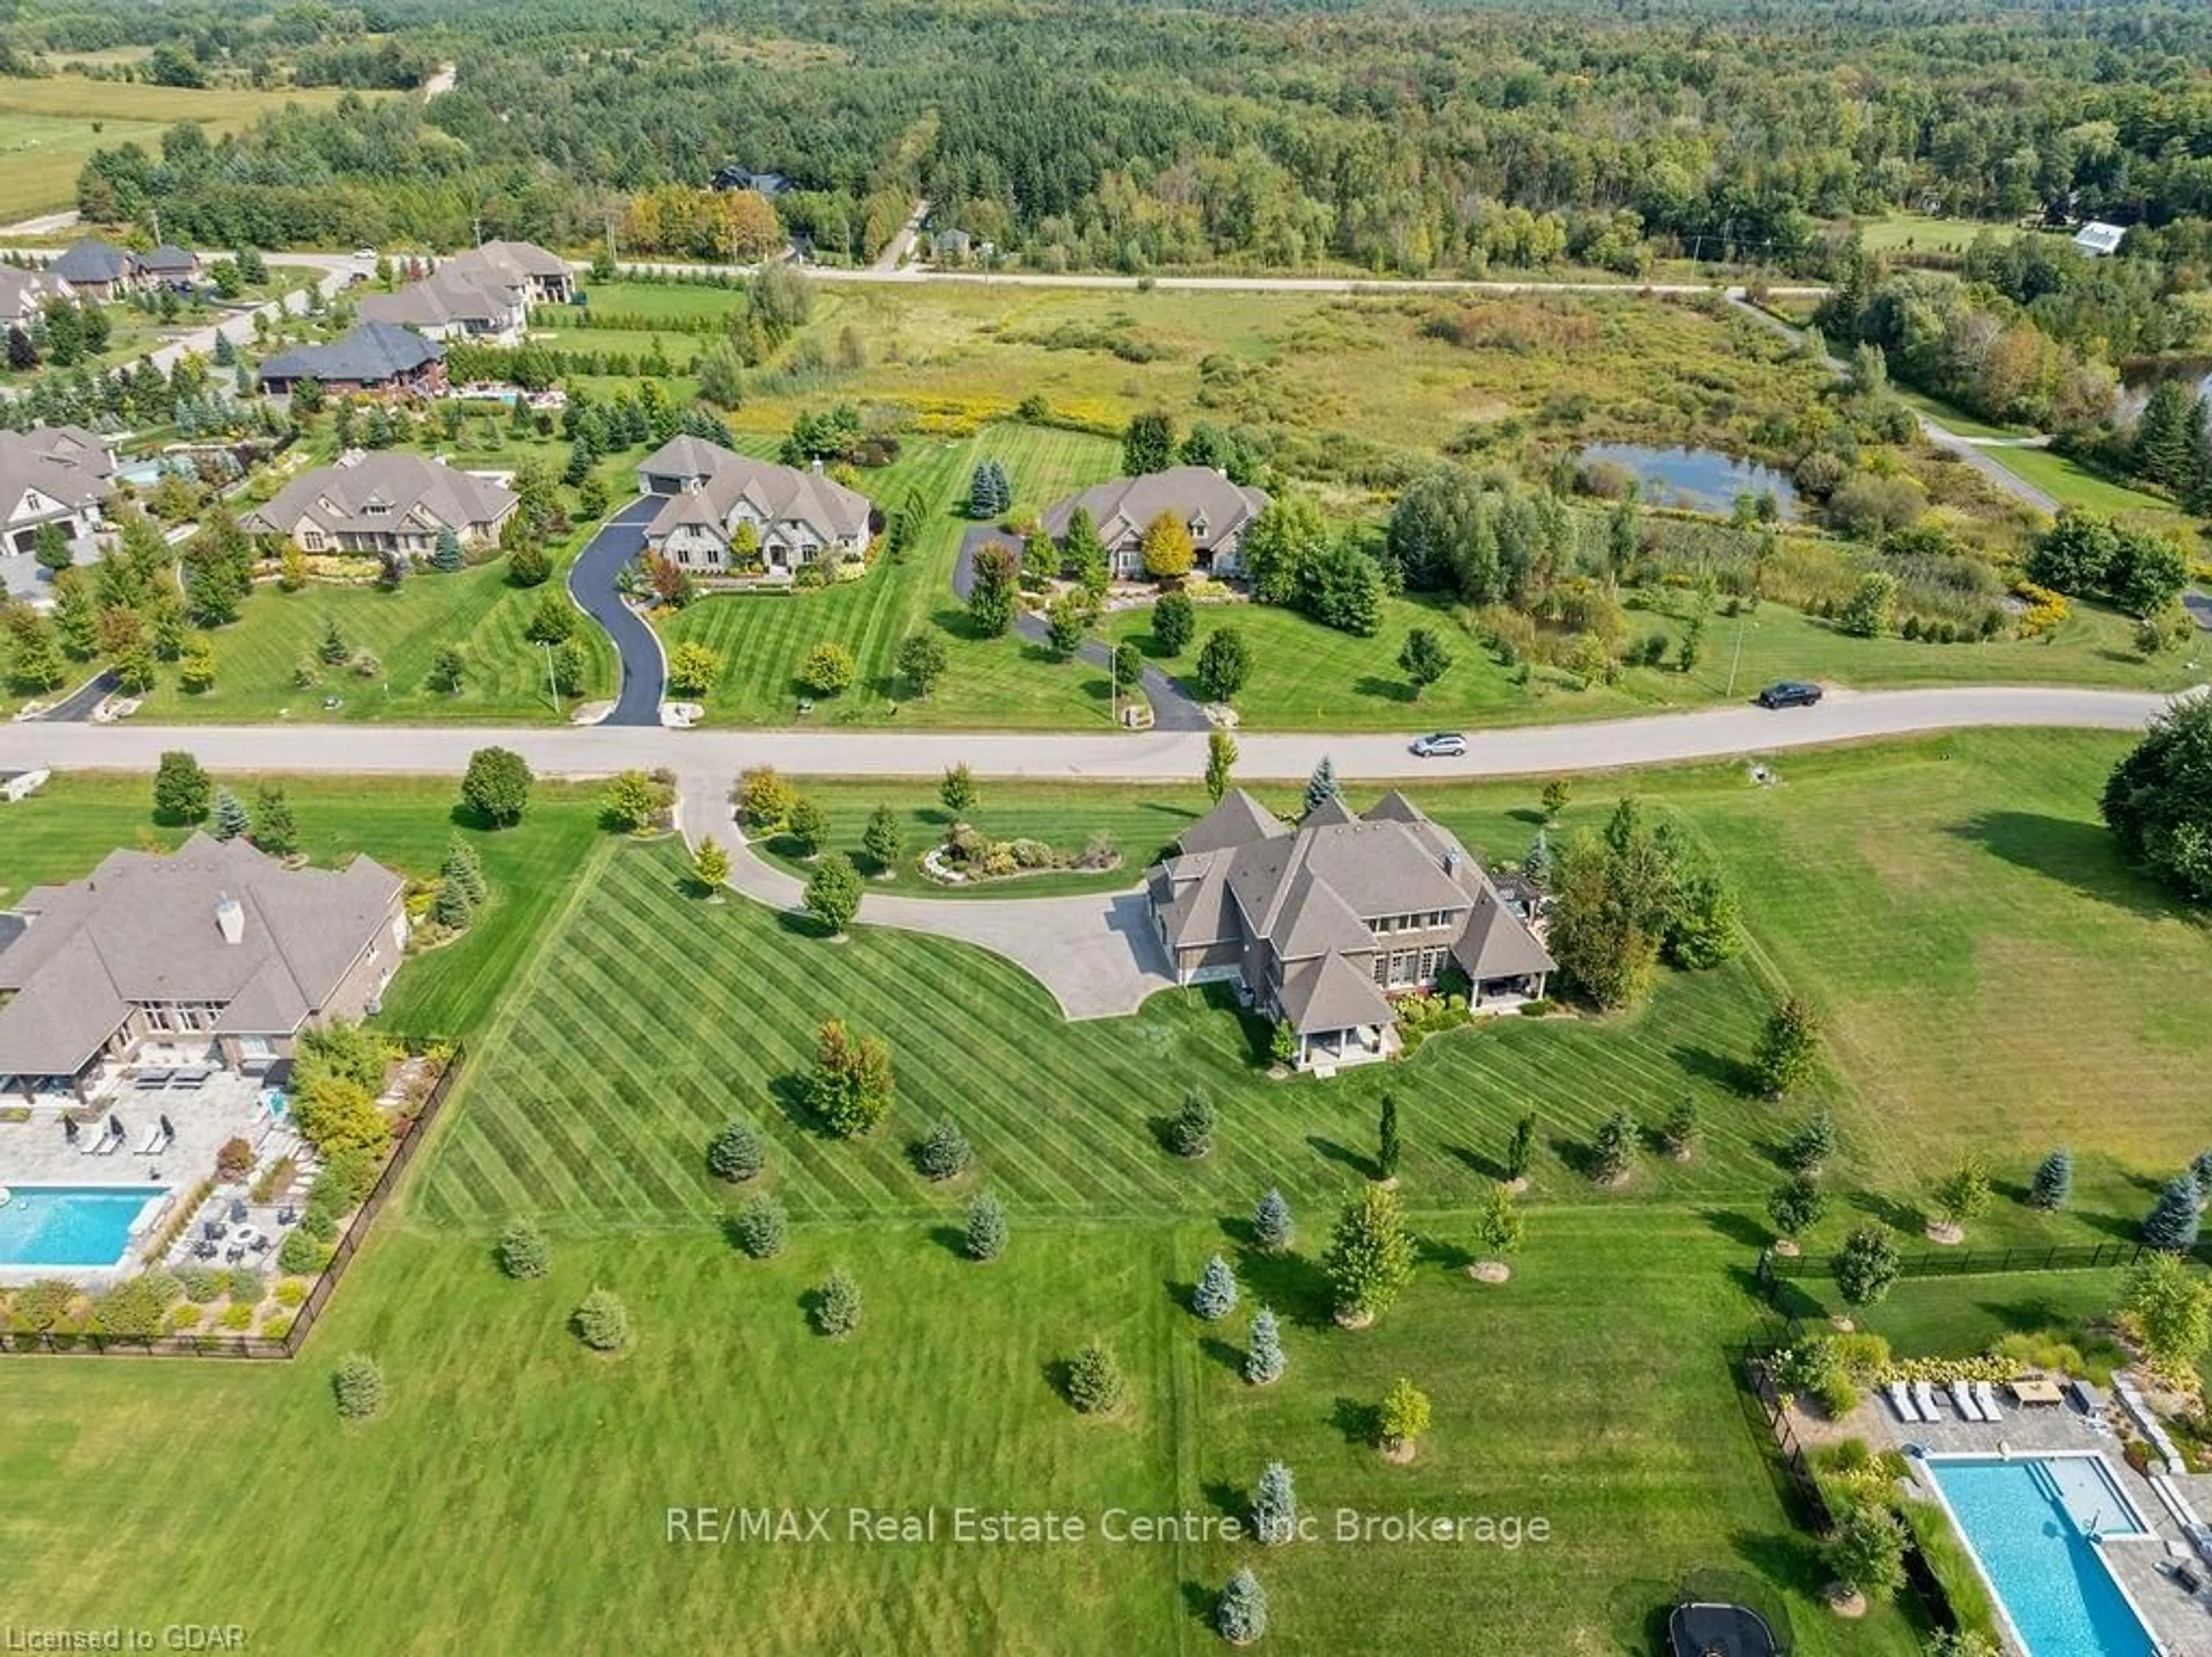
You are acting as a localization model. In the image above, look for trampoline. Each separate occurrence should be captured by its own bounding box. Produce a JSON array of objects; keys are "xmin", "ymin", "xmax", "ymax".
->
[{"xmin": 1669, "ymin": 1601, "xmax": 1782, "ymax": 1657}]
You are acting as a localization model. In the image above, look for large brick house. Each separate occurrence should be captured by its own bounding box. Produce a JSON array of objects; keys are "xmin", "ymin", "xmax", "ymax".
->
[
  {"xmin": 0, "ymin": 835, "xmax": 407, "ymax": 1101},
  {"xmin": 257, "ymin": 323, "xmax": 449, "ymax": 398},
  {"xmin": 1043, "ymin": 467, "xmax": 1270, "ymax": 580},
  {"xmin": 241, "ymin": 452, "xmax": 517, "ymax": 559},
  {"xmin": 1146, "ymin": 790, "xmax": 1553, "ymax": 1070},
  {"xmin": 637, "ymin": 436, "xmax": 873, "ymax": 581},
  {"xmin": 359, "ymin": 241, "xmax": 574, "ymax": 343}
]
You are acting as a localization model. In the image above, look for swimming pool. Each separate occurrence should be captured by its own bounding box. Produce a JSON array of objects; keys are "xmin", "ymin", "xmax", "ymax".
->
[
  {"xmin": 0, "ymin": 1185, "xmax": 169, "ymax": 1268},
  {"xmin": 1924, "ymin": 1454, "xmax": 2159, "ymax": 1657}
]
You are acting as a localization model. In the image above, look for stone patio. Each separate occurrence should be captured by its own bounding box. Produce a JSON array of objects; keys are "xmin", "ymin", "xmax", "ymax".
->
[
  {"xmin": 0, "ymin": 1068, "xmax": 310, "ymax": 1286},
  {"xmin": 1865, "ymin": 1385, "xmax": 2212, "ymax": 1656}
]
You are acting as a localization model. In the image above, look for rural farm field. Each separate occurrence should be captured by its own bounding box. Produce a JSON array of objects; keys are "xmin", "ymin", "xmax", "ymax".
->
[{"xmin": 3, "ymin": 725, "xmax": 2206, "ymax": 1654}]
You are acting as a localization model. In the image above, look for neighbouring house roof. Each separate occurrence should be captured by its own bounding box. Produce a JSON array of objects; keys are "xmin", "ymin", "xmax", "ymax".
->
[
  {"xmin": 0, "ymin": 424, "xmax": 115, "ymax": 517},
  {"xmin": 0, "ymin": 834, "xmax": 402, "ymax": 1077},
  {"xmin": 1276, "ymin": 952, "xmax": 1396, "ymax": 1036},
  {"xmin": 2073, "ymin": 221, "xmax": 2127, "ymax": 256},
  {"xmin": 637, "ymin": 434, "xmax": 732, "ymax": 481},
  {"xmin": 140, "ymin": 243, "xmax": 199, "ymax": 274},
  {"xmin": 359, "ymin": 267, "xmax": 518, "ymax": 332},
  {"xmin": 50, "ymin": 238, "xmax": 136, "ymax": 285},
  {"xmin": 1041, "ymin": 466, "xmax": 1270, "ymax": 550},
  {"xmin": 711, "ymin": 165, "xmax": 791, "ymax": 196},
  {"xmin": 641, "ymin": 438, "xmax": 872, "ymax": 544},
  {"xmin": 464, "ymin": 240, "xmax": 571, "ymax": 281},
  {"xmin": 241, "ymin": 452, "xmax": 516, "ymax": 543},
  {"xmin": 259, "ymin": 321, "xmax": 445, "ymax": 387},
  {"xmin": 0, "ymin": 266, "xmax": 72, "ymax": 318}
]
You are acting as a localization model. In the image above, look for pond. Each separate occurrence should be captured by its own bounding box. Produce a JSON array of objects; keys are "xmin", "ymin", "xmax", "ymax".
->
[
  {"xmin": 1579, "ymin": 443, "xmax": 1802, "ymax": 522},
  {"xmin": 2116, "ymin": 361, "xmax": 2212, "ymax": 427}
]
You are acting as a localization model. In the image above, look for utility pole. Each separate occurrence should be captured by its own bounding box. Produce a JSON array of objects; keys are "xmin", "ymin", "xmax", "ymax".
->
[
  {"xmin": 544, "ymin": 640, "xmax": 560, "ymax": 717},
  {"xmin": 1108, "ymin": 644, "xmax": 1118, "ymax": 727},
  {"xmin": 1726, "ymin": 614, "xmax": 1753, "ymax": 699}
]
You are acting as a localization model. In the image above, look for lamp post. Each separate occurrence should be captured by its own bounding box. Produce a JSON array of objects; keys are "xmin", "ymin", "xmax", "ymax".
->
[
  {"xmin": 544, "ymin": 640, "xmax": 561, "ymax": 718},
  {"xmin": 1725, "ymin": 614, "xmax": 1757, "ymax": 699}
]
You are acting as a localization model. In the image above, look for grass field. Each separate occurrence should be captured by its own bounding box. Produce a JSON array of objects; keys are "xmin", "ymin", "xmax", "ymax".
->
[
  {"xmin": 0, "ymin": 75, "xmax": 378, "ymax": 224},
  {"xmin": 1846, "ymin": 214, "xmax": 2023, "ymax": 258},
  {"xmin": 5, "ymin": 728, "xmax": 2203, "ymax": 1651},
  {"xmin": 1974, "ymin": 441, "xmax": 2197, "ymax": 521}
]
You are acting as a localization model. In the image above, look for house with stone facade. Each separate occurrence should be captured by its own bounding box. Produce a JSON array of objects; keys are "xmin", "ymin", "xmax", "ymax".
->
[
  {"xmin": 0, "ymin": 835, "xmax": 406, "ymax": 1102},
  {"xmin": 636, "ymin": 435, "xmax": 873, "ymax": 581},
  {"xmin": 1043, "ymin": 466, "xmax": 1270, "ymax": 580},
  {"xmin": 1146, "ymin": 790, "xmax": 1554, "ymax": 1070},
  {"xmin": 241, "ymin": 452, "xmax": 516, "ymax": 559}
]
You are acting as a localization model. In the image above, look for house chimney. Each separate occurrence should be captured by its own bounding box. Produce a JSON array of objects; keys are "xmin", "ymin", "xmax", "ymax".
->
[
  {"xmin": 1443, "ymin": 850, "xmax": 1461, "ymax": 879},
  {"xmin": 215, "ymin": 894, "xmax": 245, "ymax": 944}
]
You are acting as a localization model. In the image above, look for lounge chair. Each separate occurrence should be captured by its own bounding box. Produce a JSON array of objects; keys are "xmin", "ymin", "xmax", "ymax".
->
[
  {"xmin": 94, "ymin": 1125, "xmax": 123, "ymax": 1156},
  {"xmin": 135, "ymin": 1067, "xmax": 174, "ymax": 1090},
  {"xmin": 1973, "ymin": 1381, "xmax": 2003, "ymax": 1421},
  {"xmin": 229, "ymin": 1199, "xmax": 248, "ymax": 1223},
  {"xmin": 1887, "ymin": 1382, "xmax": 1920, "ymax": 1423},
  {"xmin": 1912, "ymin": 1380, "xmax": 1942, "ymax": 1418},
  {"xmin": 135, "ymin": 1123, "xmax": 166, "ymax": 1156},
  {"xmin": 1950, "ymin": 1379, "xmax": 1983, "ymax": 1421},
  {"xmin": 63, "ymin": 1116, "xmax": 80, "ymax": 1145},
  {"xmin": 172, "ymin": 1069, "xmax": 209, "ymax": 1091}
]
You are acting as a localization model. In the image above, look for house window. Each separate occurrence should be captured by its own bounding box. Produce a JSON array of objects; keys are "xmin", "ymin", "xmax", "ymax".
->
[
  {"xmin": 1419, "ymin": 948, "xmax": 1444, "ymax": 981},
  {"xmin": 301, "ymin": 530, "xmax": 325, "ymax": 552},
  {"xmin": 676, "ymin": 547, "xmax": 691, "ymax": 566},
  {"xmin": 1371, "ymin": 956, "xmax": 1388, "ymax": 985},
  {"xmin": 1389, "ymin": 951, "xmax": 1416, "ymax": 986}
]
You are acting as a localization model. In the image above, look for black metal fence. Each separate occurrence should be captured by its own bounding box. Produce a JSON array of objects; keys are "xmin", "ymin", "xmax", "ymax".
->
[
  {"xmin": 1763, "ymin": 1238, "xmax": 2209, "ymax": 1283},
  {"xmin": 2, "ymin": 1043, "xmax": 464, "ymax": 1360}
]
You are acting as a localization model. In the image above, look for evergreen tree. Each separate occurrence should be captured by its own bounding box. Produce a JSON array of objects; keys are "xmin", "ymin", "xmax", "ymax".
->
[
  {"xmin": 1192, "ymin": 1253, "xmax": 1240, "ymax": 1320},
  {"xmin": 497, "ymin": 1220, "xmax": 550, "ymax": 1279},
  {"xmin": 1588, "ymin": 1107, "xmax": 1639, "ymax": 1183},
  {"xmin": 1245, "ymin": 1307, "xmax": 1286, "ymax": 1385},
  {"xmin": 915, "ymin": 1115, "xmax": 974, "ymax": 1180},
  {"xmin": 432, "ymin": 526, "xmax": 464, "ymax": 572},
  {"xmin": 706, "ymin": 1121, "xmax": 766, "ymax": 1182},
  {"xmin": 252, "ymin": 784, "xmax": 298, "ymax": 856},
  {"xmin": 1783, "ymin": 1108, "xmax": 1838, "ymax": 1176},
  {"xmin": 1303, "ymin": 755, "xmax": 1340, "ymax": 817},
  {"xmin": 1251, "ymin": 1462, "xmax": 1297, "ymax": 1546},
  {"xmin": 1767, "ymin": 1176, "xmax": 1828, "ymax": 1240},
  {"xmin": 1152, "ymin": 591, "xmax": 1195, "ymax": 656},
  {"xmin": 964, "ymin": 1191, "xmax": 1008, "ymax": 1261},
  {"xmin": 733, "ymin": 1194, "xmax": 788, "ymax": 1258},
  {"xmin": 152, "ymin": 750, "xmax": 211, "ymax": 823},
  {"xmin": 1167, "ymin": 1089, "xmax": 1215, "ymax": 1157},
  {"xmin": 811, "ymin": 1267, "xmax": 863, "ymax": 1337},
  {"xmin": 1660, "ymin": 1095, "xmax": 1699, "ymax": 1159},
  {"xmin": 573, "ymin": 1288, "xmax": 630, "ymax": 1351},
  {"xmin": 441, "ymin": 834, "xmax": 486, "ymax": 905},
  {"xmin": 1376, "ymin": 1092, "xmax": 1402, "ymax": 1181},
  {"xmin": 1503, "ymin": 1113, "xmax": 1537, "ymax": 1182},
  {"xmin": 211, "ymin": 788, "xmax": 251, "ymax": 841},
  {"xmin": 804, "ymin": 853, "xmax": 864, "ymax": 936},
  {"xmin": 1522, "ymin": 829, "xmax": 1552, "ymax": 887},
  {"xmin": 2029, "ymin": 1148, "xmax": 2073, "ymax": 1212},
  {"xmin": 332, "ymin": 1352, "xmax": 385, "ymax": 1419},
  {"xmin": 1122, "ymin": 411, "xmax": 1175, "ymax": 476},
  {"xmin": 2131, "ymin": 377, "xmax": 2202, "ymax": 493},
  {"xmin": 2194, "ymin": 1148, "xmax": 2212, "ymax": 1204},
  {"xmin": 1205, "ymin": 727, "xmax": 1238, "ymax": 802},
  {"xmin": 1215, "ymin": 1568, "xmax": 1268, "ymax": 1646},
  {"xmin": 1753, "ymin": 996, "xmax": 1822, "ymax": 1098},
  {"xmin": 2144, "ymin": 1176, "xmax": 2203, "ymax": 1252},
  {"xmin": 1252, "ymin": 1189, "xmax": 1293, "ymax": 1252},
  {"xmin": 861, "ymin": 803, "xmax": 905, "ymax": 873},
  {"xmin": 432, "ymin": 876, "xmax": 473, "ymax": 931},
  {"xmin": 1835, "ymin": 1226, "xmax": 1902, "ymax": 1306},
  {"xmin": 1065, "ymin": 1337, "xmax": 1125, "ymax": 1413}
]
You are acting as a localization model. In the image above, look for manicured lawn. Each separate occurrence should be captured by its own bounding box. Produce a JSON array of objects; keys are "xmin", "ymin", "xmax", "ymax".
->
[
  {"xmin": 655, "ymin": 422, "xmax": 1126, "ymax": 726},
  {"xmin": 1973, "ymin": 442, "xmax": 2202, "ymax": 527},
  {"xmin": 1846, "ymin": 214, "xmax": 2021, "ymax": 257},
  {"xmin": 0, "ymin": 771, "xmax": 605, "ymax": 1042}
]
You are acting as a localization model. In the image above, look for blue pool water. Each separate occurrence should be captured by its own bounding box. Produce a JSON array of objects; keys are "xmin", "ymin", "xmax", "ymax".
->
[
  {"xmin": 1926, "ymin": 1455, "xmax": 2158, "ymax": 1657},
  {"xmin": 0, "ymin": 1185, "xmax": 168, "ymax": 1268}
]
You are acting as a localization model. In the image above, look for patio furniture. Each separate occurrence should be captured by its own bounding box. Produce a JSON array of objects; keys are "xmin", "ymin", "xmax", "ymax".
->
[
  {"xmin": 63, "ymin": 1117, "xmax": 79, "ymax": 1145},
  {"xmin": 172, "ymin": 1069, "xmax": 210, "ymax": 1091},
  {"xmin": 135, "ymin": 1068, "xmax": 175, "ymax": 1090},
  {"xmin": 191, "ymin": 1238, "xmax": 218, "ymax": 1259},
  {"xmin": 1972, "ymin": 1381, "xmax": 2003, "ymax": 1421},
  {"xmin": 2010, "ymin": 1378, "xmax": 2065, "ymax": 1408},
  {"xmin": 1949, "ymin": 1379, "xmax": 1983, "ymax": 1421},
  {"xmin": 135, "ymin": 1123, "xmax": 166, "ymax": 1156},
  {"xmin": 1887, "ymin": 1382, "xmax": 1920, "ymax": 1423},
  {"xmin": 229, "ymin": 1200, "xmax": 248, "ymax": 1223},
  {"xmin": 202, "ymin": 1220, "xmax": 226, "ymax": 1241},
  {"xmin": 1912, "ymin": 1380, "xmax": 1942, "ymax": 1418},
  {"xmin": 248, "ymin": 1236, "xmax": 271, "ymax": 1255},
  {"xmin": 224, "ymin": 1244, "xmax": 245, "ymax": 1263},
  {"xmin": 276, "ymin": 1206, "xmax": 298, "ymax": 1226}
]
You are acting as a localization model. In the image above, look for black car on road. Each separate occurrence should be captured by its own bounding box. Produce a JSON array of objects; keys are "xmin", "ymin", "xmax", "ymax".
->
[{"xmin": 1755, "ymin": 680, "xmax": 1823, "ymax": 709}]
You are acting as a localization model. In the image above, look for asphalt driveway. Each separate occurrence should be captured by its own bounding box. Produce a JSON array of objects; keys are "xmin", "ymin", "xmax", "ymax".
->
[{"xmin": 567, "ymin": 495, "xmax": 667, "ymax": 726}]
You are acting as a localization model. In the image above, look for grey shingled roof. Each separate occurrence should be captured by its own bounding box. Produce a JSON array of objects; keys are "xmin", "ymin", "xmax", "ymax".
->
[
  {"xmin": 1041, "ymin": 466, "xmax": 1269, "ymax": 550},
  {"xmin": 259, "ymin": 322, "xmax": 444, "ymax": 387},
  {"xmin": 1175, "ymin": 790, "xmax": 1285, "ymax": 857},
  {"xmin": 1277, "ymin": 952, "xmax": 1395, "ymax": 1036},
  {"xmin": 642, "ymin": 439, "xmax": 872, "ymax": 544},
  {"xmin": 0, "ymin": 425, "xmax": 114, "ymax": 516},
  {"xmin": 638, "ymin": 435, "xmax": 732, "ymax": 481},
  {"xmin": 1454, "ymin": 885, "xmax": 1557, "ymax": 981},
  {"xmin": 51, "ymin": 239, "xmax": 135, "ymax": 285},
  {"xmin": 0, "ymin": 835, "xmax": 402, "ymax": 1077},
  {"xmin": 243, "ymin": 453, "xmax": 515, "ymax": 542},
  {"xmin": 0, "ymin": 266, "xmax": 71, "ymax": 317},
  {"xmin": 140, "ymin": 244, "xmax": 199, "ymax": 273}
]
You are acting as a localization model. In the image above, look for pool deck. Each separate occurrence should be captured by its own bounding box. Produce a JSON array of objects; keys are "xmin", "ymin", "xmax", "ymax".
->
[
  {"xmin": 0, "ymin": 1070, "xmax": 310, "ymax": 1285},
  {"xmin": 1873, "ymin": 1394, "xmax": 2212, "ymax": 1656}
]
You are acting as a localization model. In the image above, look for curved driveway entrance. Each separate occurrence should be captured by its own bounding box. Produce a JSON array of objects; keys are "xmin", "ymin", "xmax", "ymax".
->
[{"xmin": 566, "ymin": 496, "xmax": 667, "ymax": 726}]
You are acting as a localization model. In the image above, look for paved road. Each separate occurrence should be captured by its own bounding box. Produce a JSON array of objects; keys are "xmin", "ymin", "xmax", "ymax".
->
[
  {"xmin": 565, "ymin": 495, "xmax": 666, "ymax": 726},
  {"xmin": 952, "ymin": 527, "xmax": 1208, "ymax": 731},
  {"xmin": 0, "ymin": 210, "xmax": 81, "ymax": 238},
  {"xmin": 871, "ymin": 198, "xmax": 930, "ymax": 274},
  {"xmin": 35, "ymin": 668, "xmax": 117, "ymax": 724},
  {"xmin": 1, "ymin": 686, "xmax": 2188, "ymax": 784},
  {"xmin": 674, "ymin": 775, "xmax": 1173, "ymax": 1020}
]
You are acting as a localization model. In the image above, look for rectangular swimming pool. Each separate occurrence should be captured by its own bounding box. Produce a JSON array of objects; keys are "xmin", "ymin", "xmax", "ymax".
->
[
  {"xmin": 1924, "ymin": 1454, "xmax": 2159, "ymax": 1657},
  {"xmin": 0, "ymin": 1185, "xmax": 169, "ymax": 1268}
]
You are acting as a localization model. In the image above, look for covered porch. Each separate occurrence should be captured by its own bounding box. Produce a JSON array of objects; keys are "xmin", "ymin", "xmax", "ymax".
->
[{"xmin": 1274, "ymin": 952, "xmax": 1401, "ymax": 1077}]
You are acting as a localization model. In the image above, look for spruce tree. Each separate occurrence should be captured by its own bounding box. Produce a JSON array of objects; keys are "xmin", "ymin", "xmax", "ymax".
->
[
  {"xmin": 1065, "ymin": 1337, "xmax": 1124, "ymax": 1413},
  {"xmin": 2028, "ymin": 1148, "xmax": 2073, "ymax": 1212},
  {"xmin": 432, "ymin": 876, "xmax": 473, "ymax": 931},
  {"xmin": 1588, "ymin": 1107, "xmax": 1639, "ymax": 1184},
  {"xmin": 964, "ymin": 1192, "xmax": 1007, "ymax": 1261},
  {"xmin": 251, "ymin": 784, "xmax": 298, "ymax": 856},
  {"xmin": 211, "ymin": 788, "xmax": 251, "ymax": 841},
  {"xmin": 432, "ymin": 526, "xmax": 464, "ymax": 573},
  {"xmin": 1252, "ymin": 1188, "xmax": 1292, "ymax": 1253},
  {"xmin": 1504, "ymin": 1113, "xmax": 1537, "ymax": 1182},
  {"xmin": 1215, "ymin": 1569, "xmax": 1268, "ymax": 1645},
  {"xmin": 1251, "ymin": 1462, "xmax": 1297, "ymax": 1546},
  {"xmin": 1244, "ymin": 1307, "xmax": 1286, "ymax": 1386},
  {"xmin": 915, "ymin": 1115, "xmax": 974, "ymax": 1181},
  {"xmin": 1783, "ymin": 1108, "xmax": 1838, "ymax": 1177},
  {"xmin": 706, "ymin": 1121, "xmax": 766, "ymax": 1182},
  {"xmin": 1376, "ymin": 1092, "xmax": 1402, "ymax": 1181},
  {"xmin": 442, "ymin": 834, "xmax": 487, "ymax": 906},
  {"xmin": 2191, "ymin": 1149, "xmax": 2212, "ymax": 1205},
  {"xmin": 1522, "ymin": 828, "xmax": 1552, "ymax": 887},
  {"xmin": 1192, "ymin": 1253, "xmax": 1239, "ymax": 1320},
  {"xmin": 811, "ymin": 1267, "xmax": 862, "ymax": 1337},
  {"xmin": 2144, "ymin": 1176, "xmax": 2203, "ymax": 1252},
  {"xmin": 1304, "ymin": 755, "xmax": 1340, "ymax": 816},
  {"xmin": 733, "ymin": 1194, "xmax": 788, "ymax": 1258}
]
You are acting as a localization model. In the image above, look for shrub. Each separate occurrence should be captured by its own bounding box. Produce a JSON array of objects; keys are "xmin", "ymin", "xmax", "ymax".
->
[
  {"xmin": 733, "ymin": 1194, "xmax": 789, "ymax": 1259},
  {"xmin": 1835, "ymin": 1227, "xmax": 1903, "ymax": 1307},
  {"xmin": 812, "ymin": 1266, "xmax": 863, "ymax": 1337},
  {"xmin": 1930, "ymin": 1157, "xmax": 1992, "ymax": 1229},
  {"xmin": 707, "ymin": 1121, "xmax": 766, "ymax": 1183},
  {"xmin": 272, "ymin": 1278, "xmax": 307, "ymax": 1309},
  {"xmin": 1065, "ymin": 1337, "xmax": 1125, "ymax": 1413},
  {"xmin": 498, "ymin": 1220, "xmax": 550, "ymax": 1280},
  {"xmin": 217, "ymin": 1302, "xmax": 255, "ymax": 1331},
  {"xmin": 1587, "ymin": 1107, "xmax": 1639, "ymax": 1184},
  {"xmin": 1251, "ymin": 1462, "xmax": 1297, "ymax": 1546},
  {"xmin": 1660, "ymin": 1095, "xmax": 1699, "ymax": 1160},
  {"xmin": 1828, "ymin": 1504, "xmax": 1908, "ymax": 1598},
  {"xmin": 214, "ymin": 1136, "xmax": 255, "ymax": 1180},
  {"xmin": 177, "ymin": 1265, "xmax": 222, "ymax": 1304},
  {"xmin": 92, "ymin": 1276, "xmax": 172, "ymax": 1338},
  {"xmin": 574, "ymin": 1288, "xmax": 631, "ymax": 1352},
  {"xmin": 1767, "ymin": 1176, "xmax": 1828, "ymax": 1239},
  {"xmin": 2029, "ymin": 1147, "xmax": 2073, "ymax": 1212},
  {"xmin": 1378, "ymin": 1375, "xmax": 1431, "ymax": 1447},
  {"xmin": 1323, "ymin": 1185, "xmax": 1415, "ymax": 1322},
  {"xmin": 332, "ymin": 1352, "xmax": 385, "ymax": 1419},
  {"xmin": 1192, "ymin": 1254, "xmax": 1240, "ymax": 1320},
  {"xmin": 1167, "ymin": 1090, "xmax": 1214, "ymax": 1158},
  {"xmin": 964, "ymin": 1192, "xmax": 1008, "ymax": 1261},
  {"xmin": 914, "ymin": 1115, "xmax": 974, "ymax": 1181},
  {"xmin": 1252, "ymin": 1189, "xmax": 1293, "ymax": 1252},
  {"xmin": 276, "ymin": 1230, "xmax": 328, "ymax": 1276},
  {"xmin": 10, "ymin": 1278, "xmax": 75, "ymax": 1331},
  {"xmin": 226, "ymin": 1267, "xmax": 265, "ymax": 1305},
  {"xmin": 1215, "ymin": 1568, "xmax": 1268, "ymax": 1645}
]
